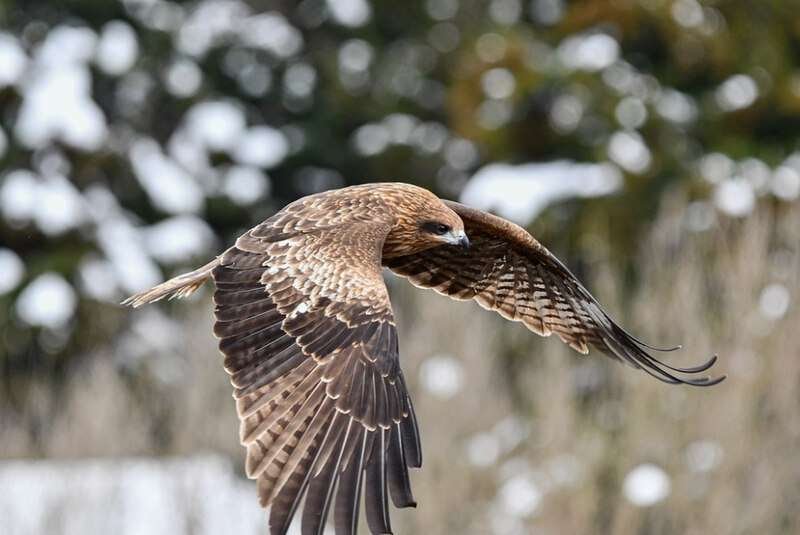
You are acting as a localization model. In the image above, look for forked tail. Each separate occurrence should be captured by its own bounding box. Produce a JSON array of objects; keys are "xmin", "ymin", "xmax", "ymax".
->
[{"xmin": 121, "ymin": 258, "xmax": 220, "ymax": 308}]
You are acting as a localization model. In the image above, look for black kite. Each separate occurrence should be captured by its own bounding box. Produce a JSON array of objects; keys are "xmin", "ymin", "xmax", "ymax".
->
[{"xmin": 124, "ymin": 183, "xmax": 722, "ymax": 534}]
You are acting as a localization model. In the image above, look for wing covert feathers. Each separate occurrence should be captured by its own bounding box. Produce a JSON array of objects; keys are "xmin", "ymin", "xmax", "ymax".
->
[
  {"xmin": 213, "ymin": 215, "xmax": 419, "ymax": 535},
  {"xmin": 387, "ymin": 200, "xmax": 724, "ymax": 387}
]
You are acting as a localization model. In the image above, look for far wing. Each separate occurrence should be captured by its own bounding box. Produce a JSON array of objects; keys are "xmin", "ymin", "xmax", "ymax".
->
[
  {"xmin": 214, "ymin": 216, "xmax": 420, "ymax": 535},
  {"xmin": 386, "ymin": 201, "xmax": 723, "ymax": 386}
]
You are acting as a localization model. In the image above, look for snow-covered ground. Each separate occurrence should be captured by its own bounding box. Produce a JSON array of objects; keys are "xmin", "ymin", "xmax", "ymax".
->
[{"xmin": 0, "ymin": 455, "xmax": 269, "ymax": 535}]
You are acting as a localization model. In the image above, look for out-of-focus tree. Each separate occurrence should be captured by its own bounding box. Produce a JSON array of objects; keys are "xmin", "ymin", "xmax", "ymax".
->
[{"xmin": 1, "ymin": 0, "xmax": 799, "ymax": 386}]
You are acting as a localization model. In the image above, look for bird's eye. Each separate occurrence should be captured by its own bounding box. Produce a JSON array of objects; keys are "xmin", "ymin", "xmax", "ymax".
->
[{"xmin": 422, "ymin": 221, "xmax": 451, "ymax": 235}]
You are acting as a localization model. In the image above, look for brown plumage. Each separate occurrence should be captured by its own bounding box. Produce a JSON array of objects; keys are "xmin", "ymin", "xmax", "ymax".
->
[{"xmin": 123, "ymin": 182, "xmax": 723, "ymax": 534}]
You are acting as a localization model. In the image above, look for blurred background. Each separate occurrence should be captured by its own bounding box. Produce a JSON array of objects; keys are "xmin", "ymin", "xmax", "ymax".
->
[{"xmin": 1, "ymin": 0, "xmax": 799, "ymax": 533}]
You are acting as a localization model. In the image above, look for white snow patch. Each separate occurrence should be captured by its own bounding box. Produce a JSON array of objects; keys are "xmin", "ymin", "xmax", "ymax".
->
[
  {"xmin": 130, "ymin": 138, "xmax": 204, "ymax": 214},
  {"xmin": 558, "ymin": 33, "xmax": 619, "ymax": 72},
  {"xmin": 716, "ymin": 74, "xmax": 758, "ymax": 112},
  {"xmin": 352, "ymin": 124, "xmax": 390, "ymax": 156},
  {"xmin": 672, "ymin": 0, "xmax": 704, "ymax": 28},
  {"xmin": 0, "ymin": 248, "xmax": 25, "ymax": 295},
  {"xmin": 615, "ymin": 97, "xmax": 647, "ymax": 129},
  {"xmin": 78, "ymin": 258, "xmax": 119, "ymax": 302},
  {"xmin": 16, "ymin": 273, "xmax": 77, "ymax": 328},
  {"xmin": 95, "ymin": 21, "xmax": 139, "ymax": 75},
  {"xmin": 164, "ymin": 59, "xmax": 202, "ymax": 97},
  {"xmin": 16, "ymin": 65, "xmax": 107, "ymax": 151},
  {"xmin": 240, "ymin": 13, "xmax": 303, "ymax": 58},
  {"xmin": 444, "ymin": 138, "xmax": 479, "ymax": 170},
  {"xmin": 771, "ymin": 165, "xmax": 800, "ymax": 201},
  {"xmin": 223, "ymin": 166, "xmax": 271, "ymax": 206},
  {"xmin": 461, "ymin": 161, "xmax": 622, "ymax": 225},
  {"xmin": 0, "ymin": 455, "xmax": 262, "ymax": 535},
  {"xmin": 713, "ymin": 179, "xmax": 755, "ymax": 217},
  {"xmin": 0, "ymin": 169, "xmax": 38, "ymax": 224},
  {"xmin": 549, "ymin": 94, "xmax": 584, "ymax": 133},
  {"xmin": 339, "ymin": 39, "xmax": 373, "ymax": 73},
  {"xmin": 95, "ymin": 217, "xmax": 162, "ymax": 295},
  {"xmin": 36, "ymin": 175, "xmax": 88, "ymax": 236},
  {"xmin": 656, "ymin": 89, "xmax": 697, "ymax": 123},
  {"xmin": 608, "ymin": 131, "xmax": 651, "ymax": 174},
  {"xmin": 0, "ymin": 171, "xmax": 87, "ymax": 235},
  {"xmin": 144, "ymin": 215, "xmax": 215, "ymax": 264},
  {"xmin": 759, "ymin": 283, "xmax": 790, "ymax": 320},
  {"xmin": 15, "ymin": 26, "xmax": 107, "ymax": 151},
  {"xmin": 481, "ymin": 68, "xmax": 515, "ymax": 99},
  {"xmin": 498, "ymin": 474, "xmax": 542, "ymax": 517},
  {"xmin": 37, "ymin": 25, "xmax": 97, "ymax": 65},
  {"xmin": 466, "ymin": 432, "xmax": 500, "ymax": 467},
  {"xmin": 233, "ymin": 126, "xmax": 289, "ymax": 168},
  {"xmin": 185, "ymin": 100, "xmax": 247, "ymax": 152},
  {"xmin": 419, "ymin": 354, "xmax": 464, "ymax": 399},
  {"xmin": 167, "ymin": 128, "xmax": 211, "ymax": 176},
  {"xmin": 175, "ymin": 0, "xmax": 248, "ymax": 57},
  {"xmin": 326, "ymin": 0, "xmax": 372, "ymax": 27},
  {"xmin": 623, "ymin": 463, "xmax": 671, "ymax": 506},
  {"xmin": 0, "ymin": 32, "xmax": 26, "ymax": 86},
  {"xmin": 699, "ymin": 153, "xmax": 734, "ymax": 184}
]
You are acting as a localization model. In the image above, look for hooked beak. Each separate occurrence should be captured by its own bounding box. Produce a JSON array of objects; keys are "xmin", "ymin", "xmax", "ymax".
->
[{"xmin": 444, "ymin": 230, "xmax": 470, "ymax": 250}]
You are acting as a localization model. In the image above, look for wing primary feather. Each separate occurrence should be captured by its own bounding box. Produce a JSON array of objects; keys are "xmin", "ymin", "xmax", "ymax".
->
[
  {"xmin": 339, "ymin": 420, "xmax": 371, "ymax": 474},
  {"xmin": 399, "ymin": 386, "xmax": 422, "ymax": 468},
  {"xmin": 387, "ymin": 422, "xmax": 416, "ymax": 508},
  {"xmin": 334, "ymin": 428, "xmax": 368, "ymax": 535},
  {"xmin": 361, "ymin": 370, "xmax": 377, "ymax": 429},
  {"xmin": 599, "ymin": 312, "xmax": 683, "ymax": 352},
  {"xmin": 237, "ymin": 359, "xmax": 316, "ymax": 417},
  {"xmin": 233, "ymin": 344, "xmax": 306, "ymax": 396},
  {"xmin": 269, "ymin": 406, "xmax": 338, "ymax": 535},
  {"xmin": 546, "ymin": 259, "xmax": 718, "ymax": 379},
  {"xmin": 242, "ymin": 368, "xmax": 323, "ymax": 446},
  {"xmin": 365, "ymin": 428, "xmax": 392, "ymax": 534},
  {"xmin": 312, "ymin": 414, "xmax": 349, "ymax": 478},
  {"xmin": 301, "ymin": 417, "xmax": 355, "ymax": 535},
  {"xmin": 647, "ymin": 353, "xmax": 718, "ymax": 374},
  {"xmin": 603, "ymin": 334, "xmax": 719, "ymax": 386},
  {"xmin": 269, "ymin": 400, "xmax": 334, "ymax": 496}
]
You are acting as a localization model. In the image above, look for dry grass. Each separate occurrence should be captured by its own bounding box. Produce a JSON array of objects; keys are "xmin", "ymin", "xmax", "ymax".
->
[{"xmin": 2, "ymin": 200, "xmax": 800, "ymax": 534}]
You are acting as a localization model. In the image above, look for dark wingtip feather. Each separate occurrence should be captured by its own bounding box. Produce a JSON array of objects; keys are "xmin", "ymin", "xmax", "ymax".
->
[
  {"xmin": 642, "ymin": 350, "xmax": 719, "ymax": 375},
  {"xmin": 633, "ymin": 343, "xmax": 724, "ymax": 387},
  {"xmin": 633, "ymin": 349, "xmax": 725, "ymax": 387},
  {"xmin": 624, "ymin": 331, "xmax": 683, "ymax": 352}
]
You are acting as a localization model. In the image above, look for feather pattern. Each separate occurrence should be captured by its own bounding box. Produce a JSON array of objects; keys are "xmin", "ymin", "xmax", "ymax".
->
[
  {"xmin": 209, "ymin": 188, "xmax": 434, "ymax": 534},
  {"xmin": 122, "ymin": 183, "xmax": 723, "ymax": 534},
  {"xmin": 386, "ymin": 200, "xmax": 723, "ymax": 386}
]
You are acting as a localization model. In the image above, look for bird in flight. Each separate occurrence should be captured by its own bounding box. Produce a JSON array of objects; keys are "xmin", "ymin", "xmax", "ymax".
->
[{"xmin": 123, "ymin": 182, "xmax": 723, "ymax": 535}]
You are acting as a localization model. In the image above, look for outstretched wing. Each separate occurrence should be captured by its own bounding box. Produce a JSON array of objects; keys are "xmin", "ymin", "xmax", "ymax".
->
[
  {"xmin": 214, "ymin": 203, "xmax": 420, "ymax": 535},
  {"xmin": 386, "ymin": 201, "xmax": 724, "ymax": 386}
]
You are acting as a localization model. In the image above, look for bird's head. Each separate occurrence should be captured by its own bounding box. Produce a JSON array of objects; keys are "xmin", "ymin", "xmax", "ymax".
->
[
  {"xmin": 382, "ymin": 185, "xmax": 469, "ymax": 258},
  {"xmin": 416, "ymin": 207, "xmax": 469, "ymax": 250}
]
